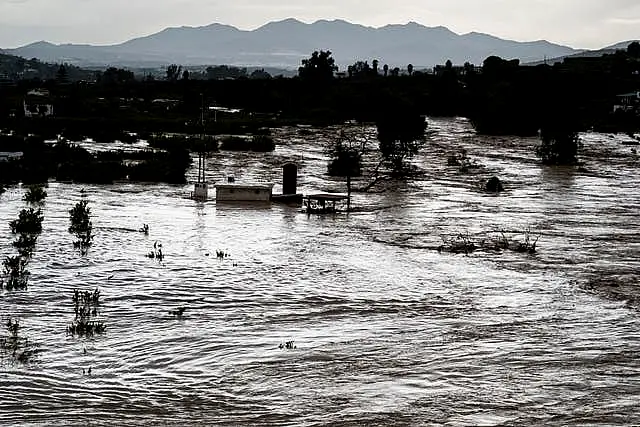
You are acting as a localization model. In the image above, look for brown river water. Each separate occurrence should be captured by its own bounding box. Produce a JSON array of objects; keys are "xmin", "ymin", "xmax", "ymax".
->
[{"xmin": 1, "ymin": 117, "xmax": 639, "ymax": 426}]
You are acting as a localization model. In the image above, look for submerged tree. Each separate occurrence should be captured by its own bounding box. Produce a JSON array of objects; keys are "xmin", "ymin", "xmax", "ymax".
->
[
  {"xmin": 536, "ymin": 128, "xmax": 581, "ymax": 165},
  {"xmin": 327, "ymin": 129, "xmax": 370, "ymax": 210},
  {"xmin": 376, "ymin": 108, "xmax": 427, "ymax": 175},
  {"xmin": 23, "ymin": 185, "xmax": 47, "ymax": 204},
  {"xmin": 9, "ymin": 208, "xmax": 43, "ymax": 235},
  {"xmin": 2, "ymin": 256, "xmax": 30, "ymax": 290},
  {"xmin": 69, "ymin": 199, "xmax": 93, "ymax": 254},
  {"xmin": 536, "ymin": 109, "xmax": 582, "ymax": 165}
]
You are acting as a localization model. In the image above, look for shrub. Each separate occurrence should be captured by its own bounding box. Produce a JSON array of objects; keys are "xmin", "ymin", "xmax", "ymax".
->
[
  {"xmin": 328, "ymin": 149, "xmax": 361, "ymax": 176},
  {"xmin": 485, "ymin": 176, "xmax": 504, "ymax": 192},
  {"xmin": 12, "ymin": 234, "xmax": 38, "ymax": 258},
  {"xmin": 69, "ymin": 200, "xmax": 93, "ymax": 253},
  {"xmin": 68, "ymin": 288, "xmax": 105, "ymax": 337},
  {"xmin": 2, "ymin": 256, "xmax": 30, "ymax": 290},
  {"xmin": 1, "ymin": 318, "xmax": 38, "ymax": 364},
  {"xmin": 9, "ymin": 208, "xmax": 44, "ymax": 235},
  {"xmin": 23, "ymin": 185, "xmax": 47, "ymax": 204},
  {"xmin": 536, "ymin": 128, "xmax": 581, "ymax": 165}
]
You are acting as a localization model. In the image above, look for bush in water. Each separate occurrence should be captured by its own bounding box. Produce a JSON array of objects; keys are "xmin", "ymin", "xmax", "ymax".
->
[
  {"xmin": 23, "ymin": 184, "xmax": 47, "ymax": 204},
  {"xmin": 9, "ymin": 208, "xmax": 43, "ymax": 235}
]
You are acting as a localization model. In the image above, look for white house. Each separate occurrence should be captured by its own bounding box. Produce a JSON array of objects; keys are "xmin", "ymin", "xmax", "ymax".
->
[
  {"xmin": 24, "ymin": 89, "xmax": 54, "ymax": 118},
  {"xmin": 0, "ymin": 152, "xmax": 23, "ymax": 162},
  {"xmin": 614, "ymin": 91, "xmax": 640, "ymax": 113}
]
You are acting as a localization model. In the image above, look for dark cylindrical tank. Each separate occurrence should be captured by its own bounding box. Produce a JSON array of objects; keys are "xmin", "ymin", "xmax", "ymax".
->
[{"xmin": 282, "ymin": 163, "xmax": 297, "ymax": 195}]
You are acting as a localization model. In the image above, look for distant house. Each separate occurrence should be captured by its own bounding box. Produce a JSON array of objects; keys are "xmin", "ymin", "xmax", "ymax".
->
[
  {"xmin": 614, "ymin": 91, "xmax": 640, "ymax": 113},
  {"xmin": 24, "ymin": 89, "xmax": 54, "ymax": 117},
  {"xmin": 0, "ymin": 151, "xmax": 23, "ymax": 162},
  {"xmin": 433, "ymin": 64, "xmax": 480, "ymax": 76}
]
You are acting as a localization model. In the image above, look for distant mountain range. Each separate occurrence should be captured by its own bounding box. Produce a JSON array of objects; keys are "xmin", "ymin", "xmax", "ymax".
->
[
  {"xmin": 525, "ymin": 40, "xmax": 639, "ymax": 66},
  {"xmin": 0, "ymin": 19, "xmax": 606, "ymax": 69}
]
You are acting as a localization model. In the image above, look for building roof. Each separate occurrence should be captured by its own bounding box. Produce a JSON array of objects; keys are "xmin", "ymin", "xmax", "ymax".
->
[{"xmin": 215, "ymin": 183, "xmax": 274, "ymax": 191}]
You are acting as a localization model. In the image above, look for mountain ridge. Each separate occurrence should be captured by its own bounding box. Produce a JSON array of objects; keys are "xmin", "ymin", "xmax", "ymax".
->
[{"xmin": 5, "ymin": 19, "xmax": 585, "ymax": 69}]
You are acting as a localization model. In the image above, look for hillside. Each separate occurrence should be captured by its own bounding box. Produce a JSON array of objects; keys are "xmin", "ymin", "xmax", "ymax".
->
[
  {"xmin": 0, "ymin": 50, "xmax": 95, "ymax": 81},
  {"xmin": 5, "ymin": 19, "xmax": 581, "ymax": 69}
]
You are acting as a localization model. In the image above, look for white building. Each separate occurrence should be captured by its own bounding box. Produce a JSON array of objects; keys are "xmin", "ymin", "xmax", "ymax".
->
[
  {"xmin": 24, "ymin": 89, "xmax": 54, "ymax": 118},
  {"xmin": 0, "ymin": 152, "xmax": 23, "ymax": 162}
]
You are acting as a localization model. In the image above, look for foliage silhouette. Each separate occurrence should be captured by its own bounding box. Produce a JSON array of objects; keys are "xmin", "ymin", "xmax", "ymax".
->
[{"xmin": 298, "ymin": 50, "xmax": 337, "ymax": 81}]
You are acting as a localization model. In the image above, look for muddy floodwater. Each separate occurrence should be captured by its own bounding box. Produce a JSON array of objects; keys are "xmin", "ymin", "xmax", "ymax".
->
[{"xmin": 1, "ymin": 118, "xmax": 640, "ymax": 426}]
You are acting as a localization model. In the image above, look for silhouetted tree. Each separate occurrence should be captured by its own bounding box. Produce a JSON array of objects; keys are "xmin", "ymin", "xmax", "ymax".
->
[
  {"xmin": 407, "ymin": 64, "xmax": 414, "ymax": 76},
  {"xmin": 298, "ymin": 50, "xmax": 337, "ymax": 81},
  {"xmin": 249, "ymin": 69, "xmax": 272, "ymax": 79},
  {"xmin": 350, "ymin": 61, "xmax": 373, "ymax": 79},
  {"xmin": 372, "ymin": 59, "xmax": 379, "ymax": 76},
  {"xmin": 628, "ymin": 41, "xmax": 640, "ymax": 58},
  {"xmin": 166, "ymin": 64, "xmax": 182, "ymax": 82},
  {"xmin": 99, "ymin": 67, "xmax": 135, "ymax": 85},
  {"xmin": 383, "ymin": 64, "xmax": 389, "ymax": 77},
  {"xmin": 205, "ymin": 65, "xmax": 247, "ymax": 80},
  {"xmin": 536, "ymin": 124, "xmax": 581, "ymax": 165},
  {"xmin": 182, "ymin": 69, "xmax": 190, "ymax": 81},
  {"xmin": 482, "ymin": 56, "xmax": 519, "ymax": 78},
  {"xmin": 56, "ymin": 64, "xmax": 69, "ymax": 84},
  {"xmin": 376, "ymin": 107, "xmax": 426, "ymax": 175},
  {"xmin": 463, "ymin": 61, "xmax": 476, "ymax": 76},
  {"xmin": 327, "ymin": 129, "xmax": 368, "ymax": 210}
]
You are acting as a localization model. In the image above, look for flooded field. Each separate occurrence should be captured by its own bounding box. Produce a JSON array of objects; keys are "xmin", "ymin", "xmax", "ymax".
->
[{"xmin": 1, "ymin": 117, "xmax": 639, "ymax": 426}]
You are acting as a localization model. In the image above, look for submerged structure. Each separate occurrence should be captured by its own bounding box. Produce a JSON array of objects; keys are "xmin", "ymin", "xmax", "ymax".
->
[
  {"xmin": 303, "ymin": 193, "xmax": 348, "ymax": 213},
  {"xmin": 215, "ymin": 177, "xmax": 274, "ymax": 202},
  {"xmin": 271, "ymin": 163, "xmax": 303, "ymax": 205},
  {"xmin": 192, "ymin": 151, "xmax": 208, "ymax": 201}
]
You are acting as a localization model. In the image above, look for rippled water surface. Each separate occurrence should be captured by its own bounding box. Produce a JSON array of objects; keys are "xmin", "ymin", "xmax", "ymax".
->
[{"xmin": 1, "ymin": 118, "xmax": 640, "ymax": 426}]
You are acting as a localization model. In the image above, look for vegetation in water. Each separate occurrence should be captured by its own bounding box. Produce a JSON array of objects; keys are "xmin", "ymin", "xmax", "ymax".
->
[
  {"xmin": 147, "ymin": 241, "xmax": 164, "ymax": 261},
  {"xmin": 536, "ymin": 127, "xmax": 582, "ymax": 165},
  {"xmin": 12, "ymin": 234, "xmax": 38, "ymax": 258},
  {"xmin": 68, "ymin": 288, "xmax": 105, "ymax": 337},
  {"xmin": 439, "ymin": 229, "xmax": 540, "ymax": 255},
  {"xmin": 69, "ymin": 199, "xmax": 93, "ymax": 254},
  {"xmin": 23, "ymin": 185, "xmax": 47, "ymax": 204},
  {"xmin": 447, "ymin": 149, "xmax": 482, "ymax": 173},
  {"xmin": 1, "ymin": 256, "xmax": 30, "ymax": 290},
  {"xmin": 485, "ymin": 176, "xmax": 504, "ymax": 193},
  {"xmin": 1, "ymin": 318, "xmax": 39, "ymax": 365},
  {"xmin": 9, "ymin": 208, "xmax": 44, "ymax": 235},
  {"xmin": 279, "ymin": 341, "xmax": 297, "ymax": 350}
]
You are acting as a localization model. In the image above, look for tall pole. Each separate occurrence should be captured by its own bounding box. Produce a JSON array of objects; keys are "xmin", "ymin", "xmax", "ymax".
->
[
  {"xmin": 200, "ymin": 93, "xmax": 205, "ymax": 183},
  {"xmin": 346, "ymin": 174, "xmax": 351, "ymax": 212}
]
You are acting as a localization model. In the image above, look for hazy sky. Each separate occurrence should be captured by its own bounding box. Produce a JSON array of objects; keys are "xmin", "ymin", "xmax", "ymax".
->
[{"xmin": 0, "ymin": 0, "xmax": 638, "ymax": 49}]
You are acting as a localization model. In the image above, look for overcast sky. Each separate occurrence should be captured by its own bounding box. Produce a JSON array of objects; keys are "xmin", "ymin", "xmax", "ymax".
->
[{"xmin": 0, "ymin": 0, "xmax": 638, "ymax": 49}]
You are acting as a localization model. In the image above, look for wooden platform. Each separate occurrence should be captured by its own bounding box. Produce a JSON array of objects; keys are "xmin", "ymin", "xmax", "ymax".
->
[{"xmin": 303, "ymin": 193, "xmax": 348, "ymax": 213}]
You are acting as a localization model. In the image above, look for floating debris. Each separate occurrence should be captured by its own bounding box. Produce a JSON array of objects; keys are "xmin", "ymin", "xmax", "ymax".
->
[
  {"xmin": 169, "ymin": 307, "xmax": 186, "ymax": 317},
  {"xmin": 279, "ymin": 340, "xmax": 296, "ymax": 350}
]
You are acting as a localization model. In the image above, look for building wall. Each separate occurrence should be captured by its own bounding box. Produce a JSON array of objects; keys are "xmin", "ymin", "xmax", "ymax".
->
[
  {"xmin": 23, "ymin": 102, "xmax": 53, "ymax": 118},
  {"xmin": 216, "ymin": 186, "xmax": 272, "ymax": 202}
]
